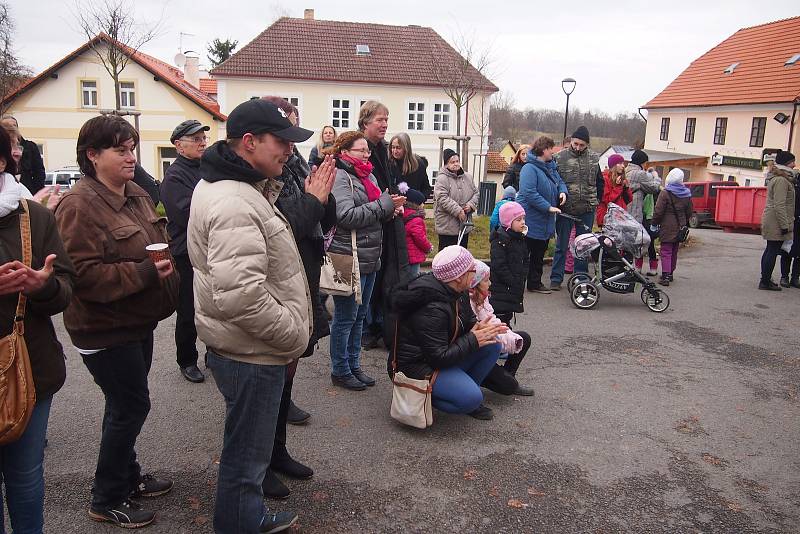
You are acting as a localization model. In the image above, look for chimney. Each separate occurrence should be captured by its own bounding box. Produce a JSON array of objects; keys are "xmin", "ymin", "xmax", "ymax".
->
[
  {"xmin": 304, "ymin": 8, "xmax": 314, "ymax": 20},
  {"xmin": 183, "ymin": 53, "xmax": 200, "ymax": 88}
]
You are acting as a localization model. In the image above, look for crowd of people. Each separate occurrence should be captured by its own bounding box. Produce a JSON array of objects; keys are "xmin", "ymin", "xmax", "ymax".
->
[{"xmin": 0, "ymin": 93, "xmax": 797, "ymax": 534}]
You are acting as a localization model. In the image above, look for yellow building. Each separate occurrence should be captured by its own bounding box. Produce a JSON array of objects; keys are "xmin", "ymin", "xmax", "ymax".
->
[
  {"xmin": 642, "ymin": 17, "xmax": 800, "ymax": 186},
  {"xmin": 210, "ymin": 11, "xmax": 498, "ymax": 181},
  {"xmin": 1, "ymin": 33, "xmax": 226, "ymax": 180}
]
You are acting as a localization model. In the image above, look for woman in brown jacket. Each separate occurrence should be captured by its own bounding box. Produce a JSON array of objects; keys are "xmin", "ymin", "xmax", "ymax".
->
[
  {"xmin": 54, "ymin": 115, "xmax": 179, "ymax": 529},
  {"xmin": 652, "ymin": 168, "xmax": 693, "ymax": 286},
  {"xmin": 759, "ymin": 151, "xmax": 796, "ymax": 290},
  {"xmin": 0, "ymin": 127, "xmax": 75, "ymax": 534}
]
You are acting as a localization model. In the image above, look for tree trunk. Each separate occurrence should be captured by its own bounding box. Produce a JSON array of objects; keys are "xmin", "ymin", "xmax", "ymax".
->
[{"xmin": 113, "ymin": 72, "xmax": 121, "ymax": 111}]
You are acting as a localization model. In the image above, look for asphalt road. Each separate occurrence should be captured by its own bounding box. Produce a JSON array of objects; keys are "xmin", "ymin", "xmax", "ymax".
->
[{"xmin": 25, "ymin": 229, "xmax": 800, "ymax": 533}]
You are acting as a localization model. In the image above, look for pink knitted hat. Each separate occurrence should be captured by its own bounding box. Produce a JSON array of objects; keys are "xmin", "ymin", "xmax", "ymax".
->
[
  {"xmin": 499, "ymin": 201, "xmax": 525, "ymax": 228},
  {"xmin": 432, "ymin": 246, "xmax": 475, "ymax": 282},
  {"xmin": 607, "ymin": 154, "xmax": 625, "ymax": 168}
]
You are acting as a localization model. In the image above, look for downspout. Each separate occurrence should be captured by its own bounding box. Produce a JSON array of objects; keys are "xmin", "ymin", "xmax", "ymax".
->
[
  {"xmin": 788, "ymin": 100, "xmax": 799, "ymax": 151},
  {"xmin": 638, "ymin": 107, "xmax": 647, "ymax": 123}
]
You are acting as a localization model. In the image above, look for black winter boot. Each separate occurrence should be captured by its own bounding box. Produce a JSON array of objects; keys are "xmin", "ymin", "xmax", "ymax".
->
[{"xmin": 780, "ymin": 276, "xmax": 790, "ymax": 288}]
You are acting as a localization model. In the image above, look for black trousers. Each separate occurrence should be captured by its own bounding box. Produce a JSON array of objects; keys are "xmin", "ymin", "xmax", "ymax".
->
[
  {"xmin": 174, "ymin": 254, "xmax": 199, "ymax": 368},
  {"xmin": 780, "ymin": 255, "xmax": 800, "ymax": 280},
  {"xmin": 525, "ymin": 237, "xmax": 549, "ymax": 290},
  {"xmin": 270, "ymin": 359, "xmax": 299, "ymax": 467},
  {"xmin": 761, "ymin": 240, "xmax": 787, "ymax": 282},
  {"xmin": 438, "ymin": 233, "xmax": 468, "ymax": 251},
  {"xmin": 82, "ymin": 334, "xmax": 153, "ymax": 509},
  {"xmin": 481, "ymin": 330, "xmax": 532, "ymax": 395}
]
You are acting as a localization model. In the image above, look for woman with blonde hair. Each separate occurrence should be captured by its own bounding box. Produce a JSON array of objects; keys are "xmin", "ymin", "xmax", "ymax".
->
[
  {"xmin": 502, "ymin": 144, "xmax": 530, "ymax": 191},
  {"xmin": 308, "ymin": 125, "xmax": 336, "ymax": 166},
  {"xmin": 389, "ymin": 132, "xmax": 430, "ymax": 199}
]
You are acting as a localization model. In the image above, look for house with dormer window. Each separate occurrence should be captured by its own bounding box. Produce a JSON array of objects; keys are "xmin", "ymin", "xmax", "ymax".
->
[
  {"xmin": 642, "ymin": 16, "xmax": 800, "ymax": 186},
  {"xmin": 209, "ymin": 9, "xmax": 498, "ymax": 181}
]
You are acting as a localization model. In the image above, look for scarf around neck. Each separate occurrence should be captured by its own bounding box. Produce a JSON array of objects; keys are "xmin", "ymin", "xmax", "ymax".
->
[
  {"xmin": 665, "ymin": 183, "xmax": 691, "ymax": 198},
  {"xmin": 340, "ymin": 154, "xmax": 380, "ymax": 201},
  {"xmin": 0, "ymin": 172, "xmax": 33, "ymax": 218}
]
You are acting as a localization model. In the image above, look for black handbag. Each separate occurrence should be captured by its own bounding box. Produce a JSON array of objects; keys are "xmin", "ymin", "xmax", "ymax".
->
[{"xmin": 669, "ymin": 194, "xmax": 690, "ymax": 243}]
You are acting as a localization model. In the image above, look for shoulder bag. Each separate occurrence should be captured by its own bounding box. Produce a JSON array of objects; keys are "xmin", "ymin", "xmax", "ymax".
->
[
  {"xmin": 0, "ymin": 199, "xmax": 37, "ymax": 445},
  {"xmin": 669, "ymin": 194, "xmax": 690, "ymax": 243},
  {"xmin": 389, "ymin": 300, "xmax": 459, "ymax": 429},
  {"xmin": 319, "ymin": 174, "xmax": 362, "ymax": 304}
]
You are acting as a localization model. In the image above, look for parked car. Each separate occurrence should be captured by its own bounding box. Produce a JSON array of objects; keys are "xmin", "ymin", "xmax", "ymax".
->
[
  {"xmin": 45, "ymin": 167, "xmax": 82, "ymax": 189},
  {"xmin": 687, "ymin": 180, "xmax": 739, "ymax": 228}
]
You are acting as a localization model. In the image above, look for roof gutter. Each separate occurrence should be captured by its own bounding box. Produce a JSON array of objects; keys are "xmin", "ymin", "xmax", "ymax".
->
[{"xmin": 788, "ymin": 99, "xmax": 799, "ymax": 151}]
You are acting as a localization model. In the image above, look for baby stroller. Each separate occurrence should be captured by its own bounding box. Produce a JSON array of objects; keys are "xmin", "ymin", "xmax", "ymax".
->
[{"xmin": 560, "ymin": 207, "xmax": 670, "ymax": 312}]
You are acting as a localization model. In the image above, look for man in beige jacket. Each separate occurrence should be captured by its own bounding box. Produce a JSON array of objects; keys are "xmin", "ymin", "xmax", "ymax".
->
[{"xmin": 187, "ymin": 99, "xmax": 316, "ymax": 534}]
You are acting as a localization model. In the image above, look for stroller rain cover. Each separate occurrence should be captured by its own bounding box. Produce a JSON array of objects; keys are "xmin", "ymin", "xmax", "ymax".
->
[{"xmin": 602, "ymin": 203, "xmax": 651, "ymax": 255}]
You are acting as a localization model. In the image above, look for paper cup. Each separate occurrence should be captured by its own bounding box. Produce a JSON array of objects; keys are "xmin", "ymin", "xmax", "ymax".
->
[{"xmin": 146, "ymin": 243, "xmax": 170, "ymax": 263}]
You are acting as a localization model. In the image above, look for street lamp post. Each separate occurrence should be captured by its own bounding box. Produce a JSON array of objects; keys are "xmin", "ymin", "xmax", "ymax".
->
[{"xmin": 561, "ymin": 78, "xmax": 576, "ymax": 141}]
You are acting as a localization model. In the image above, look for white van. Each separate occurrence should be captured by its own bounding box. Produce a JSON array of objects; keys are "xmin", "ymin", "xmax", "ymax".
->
[{"xmin": 45, "ymin": 167, "xmax": 82, "ymax": 189}]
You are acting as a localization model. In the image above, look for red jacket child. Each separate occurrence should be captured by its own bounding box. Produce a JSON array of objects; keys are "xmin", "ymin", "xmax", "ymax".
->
[
  {"xmin": 596, "ymin": 157, "xmax": 632, "ymax": 226},
  {"xmin": 402, "ymin": 189, "xmax": 433, "ymax": 265}
]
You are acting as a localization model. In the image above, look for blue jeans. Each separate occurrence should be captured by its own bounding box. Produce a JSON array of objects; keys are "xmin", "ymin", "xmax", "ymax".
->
[
  {"xmin": 207, "ymin": 351, "xmax": 285, "ymax": 534},
  {"xmin": 408, "ymin": 263, "xmax": 421, "ymax": 277},
  {"xmin": 0, "ymin": 396, "xmax": 53, "ymax": 534},
  {"xmin": 330, "ymin": 272, "xmax": 377, "ymax": 377},
  {"xmin": 432, "ymin": 344, "xmax": 501, "ymax": 414},
  {"xmin": 551, "ymin": 211, "xmax": 595, "ymax": 284}
]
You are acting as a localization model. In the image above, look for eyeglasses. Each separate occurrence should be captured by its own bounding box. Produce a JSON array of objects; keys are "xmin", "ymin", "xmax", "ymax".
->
[
  {"xmin": 348, "ymin": 148, "xmax": 371, "ymax": 155},
  {"xmin": 181, "ymin": 135, "xmax": 208, "ymax": 144}
]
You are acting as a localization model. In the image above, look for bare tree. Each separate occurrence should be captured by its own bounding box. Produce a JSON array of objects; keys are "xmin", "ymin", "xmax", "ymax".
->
[
  {"xmin": 0, "ymin": 2, "xmax": 33, "ymax": 114},
  {"xmin": 429, "ymin": 28, "xmax": 496, "ymax": 139},
  {"xmin": 469, "ymin": 92, "xmax": 491, "ymax": 179},
  {"xmin": 73, "ymin": 0, "xmax": 162, "ymax": 110}
]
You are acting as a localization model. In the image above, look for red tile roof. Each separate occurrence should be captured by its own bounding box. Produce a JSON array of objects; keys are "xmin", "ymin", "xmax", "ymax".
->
[
  {"xmin": 486, "ymin": 151, "xmax": 509, "ymax": 173},
  {"xmin": 644, "ymin": 16, "xmax": 800, "ymax": 108},
  {"xmin": 211, "ymin": 17, "xmax": 498, "ymax": 92},
  {"xmin": 199, "ymin": 78, "xmax": 217, "ymax": 94},
  {"xmin": 3, "ymin": 33, "xmax": 225, "ymax": 121}
]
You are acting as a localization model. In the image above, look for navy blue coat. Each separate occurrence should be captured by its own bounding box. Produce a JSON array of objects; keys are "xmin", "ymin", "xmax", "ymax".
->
[{"xmin": 516, "ymin": 152, "xmax": 568, "ymax": 240}]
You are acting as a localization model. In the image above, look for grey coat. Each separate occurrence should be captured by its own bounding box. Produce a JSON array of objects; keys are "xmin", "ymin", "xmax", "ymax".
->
[
  {"xmin": 625, "ymin": 164, "xmax": 662, "ymax": 223},
  {"xmin": 433, "ymin": 166, "xmax": 479, "ymax": 236},
  {"xmin": 329, "ymin": 164, "xmax": 395, "ymax": 274},
  {"xmin": 761, "ymin": 165, "xmax": 796, "ymax": 242}
]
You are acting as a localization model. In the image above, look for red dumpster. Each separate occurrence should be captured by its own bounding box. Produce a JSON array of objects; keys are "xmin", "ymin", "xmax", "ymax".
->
[{"xmin": 715, "ymin": 186, "xmax": 767, "ymax": 232}]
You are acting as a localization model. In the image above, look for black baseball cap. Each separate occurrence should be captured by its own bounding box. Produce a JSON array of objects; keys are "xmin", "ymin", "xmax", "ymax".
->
[
  {"xmin": 226, "ymin": 99, "xmax": 313, "ymax": 142},
  {"xmin": 170, "ymin": 120, "xmax": 210, "ymax": 143}
]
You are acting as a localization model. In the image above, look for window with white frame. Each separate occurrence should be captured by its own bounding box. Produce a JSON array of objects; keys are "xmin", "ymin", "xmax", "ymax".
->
[
  {"xmin": 81, "ymin": 80, "xmax": 98, "ymax": 108},
  {"xmin": 332, "ymin": 98, "xmax": 350, "ymax": 128},
  {"xmin": 433, "ymin": 102, "xmax": 451, "ymax": 132},
  {"xmin": 281, "ymin": 96, "xmax": 300, "ymax": 116},
  {"xmin": 407, "ymin": 102, "xmax": 425, "ymax": 130},
  {"xmin": 119, "ymin": 82, "xmax": 136, "ymax": 109}
]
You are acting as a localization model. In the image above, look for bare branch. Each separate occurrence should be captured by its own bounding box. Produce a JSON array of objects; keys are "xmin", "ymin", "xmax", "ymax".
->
[
  {"xmin": 72, "ymin": 0, "xmax": 163, "ymax": 110},
  {"xmin": 0, "ymin": 2, "xmax": 33, "ymax": 114}
]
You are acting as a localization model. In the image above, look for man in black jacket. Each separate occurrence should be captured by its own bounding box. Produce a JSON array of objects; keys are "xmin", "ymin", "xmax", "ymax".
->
[
  {"xmin": 161, "ymin": 119, "xmax": 210, "ymax": 383},
  {"xmin": 1, "ymin": 116, "xmax": 45, "ymax": 194},
  {"xmin": 358, "ymin": 101, "xmax": 410, "ymax": 349}
]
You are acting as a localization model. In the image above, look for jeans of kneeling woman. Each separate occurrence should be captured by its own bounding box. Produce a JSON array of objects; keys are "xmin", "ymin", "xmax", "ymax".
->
[{"xmin": 431, "ymin": 344, "xmax": 501, "ymax": 414}]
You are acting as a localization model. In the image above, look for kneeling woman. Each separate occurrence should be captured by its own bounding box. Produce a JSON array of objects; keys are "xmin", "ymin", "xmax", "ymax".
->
[{"xmin": 389, "ymin": 246, "xmax": 506, "ymax": 420}]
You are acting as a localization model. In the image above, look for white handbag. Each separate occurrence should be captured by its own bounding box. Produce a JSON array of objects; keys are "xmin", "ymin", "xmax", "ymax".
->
[
  {"xmin": 319, "ymin": 175, "xmax": 362, "ymax": 304},
  {"xmin": 389, "ymin": 302, "xmax": 458, "ymax": 429}
]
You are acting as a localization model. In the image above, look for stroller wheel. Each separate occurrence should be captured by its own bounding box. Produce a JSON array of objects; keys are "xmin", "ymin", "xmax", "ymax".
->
[
  {"xmin": 567, "ymin": 273, "xmax": 592, "ymax": 293},
  {"xmin": 641, "ymin": 287, "xmax": 670, "ymax": 312},
  {"xmin": 570, "ymin": 281, "xmax": 600, "ymax": 309}
]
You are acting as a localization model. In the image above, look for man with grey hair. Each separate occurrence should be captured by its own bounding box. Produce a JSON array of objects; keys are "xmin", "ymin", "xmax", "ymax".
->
[
  {"xmin": 358, "ymin": 101, "xmax": 409, "ymax": 350},
  {"xmin": 162, "ymin": 119, "xmax": 210, "ymax": 383}
]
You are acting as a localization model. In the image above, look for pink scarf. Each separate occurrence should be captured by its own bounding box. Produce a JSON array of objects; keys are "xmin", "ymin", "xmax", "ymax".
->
[{"xmin": 340, "ymin": 154, "xmax": 380, "ymax": 201}]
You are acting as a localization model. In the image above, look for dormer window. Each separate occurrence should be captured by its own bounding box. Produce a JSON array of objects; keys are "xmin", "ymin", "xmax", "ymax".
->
[
  {"xmin": 723, "ymin": 62, "xmax": 739, "ymax": 74},
  {"xmin": 356, "ymin": 44, "xmax": 370, "ymax": 56},
  {"xmin": 785, "ymin": 53, "xmax": 800, "ymax": 66}
]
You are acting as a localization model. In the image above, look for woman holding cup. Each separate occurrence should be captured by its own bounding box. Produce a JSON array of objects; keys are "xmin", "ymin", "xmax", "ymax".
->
[{"xmin": 54, "ymin": 115, "xmax": 179, "ymax": 529}]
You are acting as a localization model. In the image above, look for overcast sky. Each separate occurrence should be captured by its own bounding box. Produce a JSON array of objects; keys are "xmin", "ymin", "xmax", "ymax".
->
[{"xmin": 12, "ymin": 0, "xmax": 800, "ymax": 116}]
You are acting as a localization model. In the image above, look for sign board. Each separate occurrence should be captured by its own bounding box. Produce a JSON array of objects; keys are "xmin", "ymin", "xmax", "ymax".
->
[{"xmin": 710, "ymin": 153, "xmax": 762, "ymax": 170}]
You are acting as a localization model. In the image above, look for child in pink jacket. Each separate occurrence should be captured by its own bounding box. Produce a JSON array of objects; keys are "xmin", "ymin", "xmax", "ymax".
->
[
  {"xmin": 467, "ymin": 260, "xmax": 534, "ymax": 396},
  {"xmin": 402, "ymin": 188, "xmax": 432, "ymax": 277}
]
